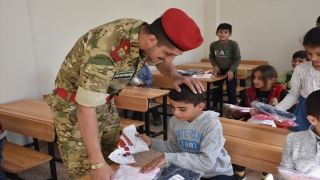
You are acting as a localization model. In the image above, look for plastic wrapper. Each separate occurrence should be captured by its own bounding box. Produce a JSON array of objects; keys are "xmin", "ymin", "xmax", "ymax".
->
[
  {"xmin": 277, "ymin": 166, "xmax": 320, "ymax": 180},
  {"xmin": 177, "ymin": 69, "xmax": 202, "ymax": 76},
  {"xmin": 249, "ymin": 101, "xmax": 299, "ymax": 127},
  {"xmin": 224, "ymin": 103, "xmax": 251, "ymax": 113},
  {"xmin": 114, "ymin": 164, "xmax": 160, "ymax": 180},
  {"xmin": 155, "ymin": 164, "xmax": 201, "ymax": 180},
  {"xmin": 247, "ymin": 118, "xmax": 277, "ymax": 127},
  {"xmin": 108, "ymin": 124, "xmax": 149, "ymax": 164}
]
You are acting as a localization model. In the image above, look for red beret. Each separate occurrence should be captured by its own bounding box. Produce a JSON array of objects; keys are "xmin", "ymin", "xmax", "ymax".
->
[{"xmin": 162, "ymin": 8, "xmax": 203, "ymax": 51}]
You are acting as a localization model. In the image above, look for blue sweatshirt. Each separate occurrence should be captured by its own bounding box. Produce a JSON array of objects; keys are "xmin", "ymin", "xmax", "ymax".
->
[{"xmin": 136, "ymin": 65, "xmax": 153, "ymax": 88}]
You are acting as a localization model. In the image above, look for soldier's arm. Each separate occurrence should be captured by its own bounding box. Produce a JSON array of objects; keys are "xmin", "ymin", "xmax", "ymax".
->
[
  {"xmin": 156, "ymin": 61, "xmax": 204, "ymax": 93},
  {"xmin": 77, "ymin": 105, "xmax": 114, "ymax": 179},
  {"xmin": 75, "ymin": 49, "xmax": 117, "ymax": 179},
  {"xmin": 77, "ymin": 105, "xmax": 104, "ymax": 163}
]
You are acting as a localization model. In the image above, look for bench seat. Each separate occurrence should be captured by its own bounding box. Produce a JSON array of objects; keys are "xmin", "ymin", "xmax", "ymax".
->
[{"xmin": 3, "ymin": 141, "xmax": 52, "ymax": 173}]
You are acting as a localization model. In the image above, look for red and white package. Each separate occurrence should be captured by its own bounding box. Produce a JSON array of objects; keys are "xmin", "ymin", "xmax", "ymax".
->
[
  {"xmin": 249, "ymin": 101, "xmax": 299, "ymax": 127},
  {"xmin": 108, "ymin": 124, "xmax": 149, "ymax": 164}
]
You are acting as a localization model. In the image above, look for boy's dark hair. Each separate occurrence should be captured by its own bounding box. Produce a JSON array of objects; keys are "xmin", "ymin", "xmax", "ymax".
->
[
  {"xmin": 303, "ymin": 27, "xmax": 320, "ymax": 48},
  {"xmin": 251, "ymin": 65, "xmax": 278, "ymax": 86},
  {"xmin": 317, "ymin": 16, "xmax": 320, "ymax": 24},
  {"xmin": 306, "ymin": 89, "xmax": 320, "ymax": 121},
  {"xmin": 216, "ymin": 23, "xmax": 232, "ymax": 33},
  {"xmin": 292, "ymin": 50, "xmax": 307, "ymax": 60},
  {"xmin": 145, "ymin": 18, "xmax": 177, "ymax": 50},
  {"xmin": 168, "ymin": 84, "xmax": 205, "ymax": 107}
]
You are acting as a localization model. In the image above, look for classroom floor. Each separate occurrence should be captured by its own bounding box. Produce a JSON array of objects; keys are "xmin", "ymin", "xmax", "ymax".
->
[{"xmin": 8, "ymin": 107, "xmax": 278, "ymax": 180}]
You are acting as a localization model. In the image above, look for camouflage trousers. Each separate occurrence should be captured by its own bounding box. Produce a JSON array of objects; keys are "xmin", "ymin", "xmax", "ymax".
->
[{"xmin": 46, "ymin": 94, "xmax": 120, "ymax": 180}]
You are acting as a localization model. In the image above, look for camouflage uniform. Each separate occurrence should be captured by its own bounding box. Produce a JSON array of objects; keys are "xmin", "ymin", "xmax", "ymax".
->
[{"xmin": 45, "ymin": 19, "xmax": 158, "ymax": 179}]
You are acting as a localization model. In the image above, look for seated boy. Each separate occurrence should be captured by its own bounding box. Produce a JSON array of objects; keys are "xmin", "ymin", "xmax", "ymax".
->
[
  {"xmin": 278, "ymin": 50, "xmax": 307, "ymax": 90},
  {"xmin": 136, "ymin": 84, "xmax": 233, "ymax": 180},
  {"xmin": 279, "ymin": 89, "xmax": 320, "ymax": 178}
]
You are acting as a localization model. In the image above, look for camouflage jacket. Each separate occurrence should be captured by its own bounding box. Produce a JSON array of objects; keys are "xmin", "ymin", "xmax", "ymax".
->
[{"xmin": 54, "ymin": 19, "xmax": 153, "ymax": 107}]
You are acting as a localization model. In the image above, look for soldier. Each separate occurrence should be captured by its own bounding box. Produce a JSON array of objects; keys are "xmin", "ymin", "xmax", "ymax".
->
[{"xmin": 45, "ymin": 8, "xmax": 204, "ymax": 180}]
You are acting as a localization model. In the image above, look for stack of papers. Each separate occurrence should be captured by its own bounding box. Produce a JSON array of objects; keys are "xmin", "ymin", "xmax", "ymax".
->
[{"xmin": 192, "ymin": 70, "xmax": 214, "ymax": 78}]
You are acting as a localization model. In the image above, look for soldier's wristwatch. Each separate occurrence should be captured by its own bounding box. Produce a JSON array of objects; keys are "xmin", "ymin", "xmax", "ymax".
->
[{"xmin": 90, "ymin": 161, "xmax": 107, "ymax": 170}]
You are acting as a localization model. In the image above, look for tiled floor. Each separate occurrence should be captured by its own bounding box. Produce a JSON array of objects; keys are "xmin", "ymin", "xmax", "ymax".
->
[{"xmin": 8, "ymin": 107, "xmax": 278, "ymax": 180}]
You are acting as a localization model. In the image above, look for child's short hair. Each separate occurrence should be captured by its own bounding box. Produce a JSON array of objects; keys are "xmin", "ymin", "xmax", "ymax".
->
[
  {"xmin": 303, "ymin": 27, "xmax": 320, "ymax": 48},
  {"xmin": 251, "ymin": 65, "xmax": 278, "ymax": 86},
  {"xmin": 306, "ymin": 90, "xmax": 320, "ymax": 121},
  {"xmin": 216, "ymin": 23, "xmax": 232, "ymax": 33},
  {"xmin": 292, "ymin": 50, "xmax": 307, "ymax": 60},
  {"xmin": 317, "ymin": 16, "xmax": 320, "ymax": 24},
  {"xmin": 168, "ymin": 84, "xmax": 205, "ymax": 107}
]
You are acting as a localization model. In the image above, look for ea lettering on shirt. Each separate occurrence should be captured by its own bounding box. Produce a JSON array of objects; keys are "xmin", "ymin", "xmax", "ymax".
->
[{"xmin": 215, "ymin": 50, "xmax": 225, "ymax": 56}]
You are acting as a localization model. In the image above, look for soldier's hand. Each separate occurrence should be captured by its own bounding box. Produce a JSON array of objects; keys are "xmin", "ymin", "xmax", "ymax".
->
[
  {"xmin": 135, "ymin": 134, "xmax": 152, "ymax": 147},
  {"xmin": 172, "ymin": 75, "xmax": 204, "ymax": 94},
  {"xmin": 90, "ymin": 164, "xmax": 114, "ymax": 180},
  {"xmin": 140, "ymin": 154, "xmax": 165, "ymax": 173}
]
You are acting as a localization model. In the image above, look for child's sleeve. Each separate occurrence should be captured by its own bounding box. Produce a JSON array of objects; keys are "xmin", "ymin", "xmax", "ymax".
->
[
  {"xmin": 276, "ymin": 67, "xmax": 301, "ymax": 110},
  {"xmin": 229, "ymin": 41, "xmax": 241, "ymax": 72},
  {"xmin": 150, "ymin": 117, "xmax": 181, "ymax": 153},
  {"xmin": 280, "ymin": 133, "xmax": 295, "ymax": 169},
  {"xmin": 209, "ymin": 43, "xmax": 218, "ymax": 67}
]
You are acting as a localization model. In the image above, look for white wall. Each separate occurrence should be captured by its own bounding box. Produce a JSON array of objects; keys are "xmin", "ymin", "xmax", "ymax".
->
[
  {"xmin": 203, "ymin": 0, "xmax": 320, "ymax": 75},
  {"xmin": 0, "ymin": 0, "xmax": 204, "ymax": 143},
  {"xmin": 0, "ymin": 0, "xmax": 38, "ymax": 144}
]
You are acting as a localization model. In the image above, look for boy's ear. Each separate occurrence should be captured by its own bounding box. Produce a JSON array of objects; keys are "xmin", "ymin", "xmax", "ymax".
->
[
  {"xmin": 198, "ymin": 102, "xmax": 205, "ymax": 110},
  {"xmin": 307, "ymin": 115, "xmax": 318, "ymax": 125},
  {"xmin": 228, "ymin": 33, "xmax": 232, "ymax": 37}
]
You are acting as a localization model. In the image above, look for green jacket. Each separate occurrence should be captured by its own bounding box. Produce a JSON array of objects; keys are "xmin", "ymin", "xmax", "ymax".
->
[{"xmin": 278, "ymin": 70, "xmax": 294, "ymax": 89}]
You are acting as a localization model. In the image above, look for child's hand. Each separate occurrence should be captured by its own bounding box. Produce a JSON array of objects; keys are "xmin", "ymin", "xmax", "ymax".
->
[
  {"xmin": 225, "ymin": 70, "xmax": 234, "ymax": 81},
  {"xmin": 140, "ymin": 154, "xmax": 165, "ymax": 173},
  {"xmin": 135, "ymin": 134, "xmax": 152, "ymax": 147},
  {"xmin": 212, "ymin": 66, "xmax": 220, "ymax": 76}
]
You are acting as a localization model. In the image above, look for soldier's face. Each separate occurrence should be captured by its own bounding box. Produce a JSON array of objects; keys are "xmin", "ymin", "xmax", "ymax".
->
[{"xmin": 146, "ymin": 44, "xmax": 183, "ymax": 63}]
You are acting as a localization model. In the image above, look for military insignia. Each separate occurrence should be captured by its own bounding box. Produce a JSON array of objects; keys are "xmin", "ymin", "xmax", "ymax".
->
[
  {"xmin": 110, "ymin": 39, "xmax": 130, "ymax": 62},
  {"xmin": 114, "ymin": 71, "xmax": 133, "ymax": 79}
]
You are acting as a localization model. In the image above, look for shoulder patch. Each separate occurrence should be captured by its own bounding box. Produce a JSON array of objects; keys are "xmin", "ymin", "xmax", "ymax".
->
[{"xmin": 110, "ymin": 39, "xmax": 130, "ymax": 62}]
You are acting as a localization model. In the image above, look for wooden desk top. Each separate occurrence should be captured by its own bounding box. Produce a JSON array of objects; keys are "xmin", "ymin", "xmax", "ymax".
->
[
  {"xmin": 121, "ymin": 86, "xmax": 169, "ymax": 99},
  {"xmin": 175, "ymin": 62, "xmax": 259, "ymax": 71},
  {"xmin": 0, "ymin": 86, "xmax": 169, "ymax": 124},
  {"xmin": 0, "ymin": 99, "xmax": 53, "ymax": 123},
  {"xmin": 151, "ymin": 70, "xmax": 225, "ymax": 83}
]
